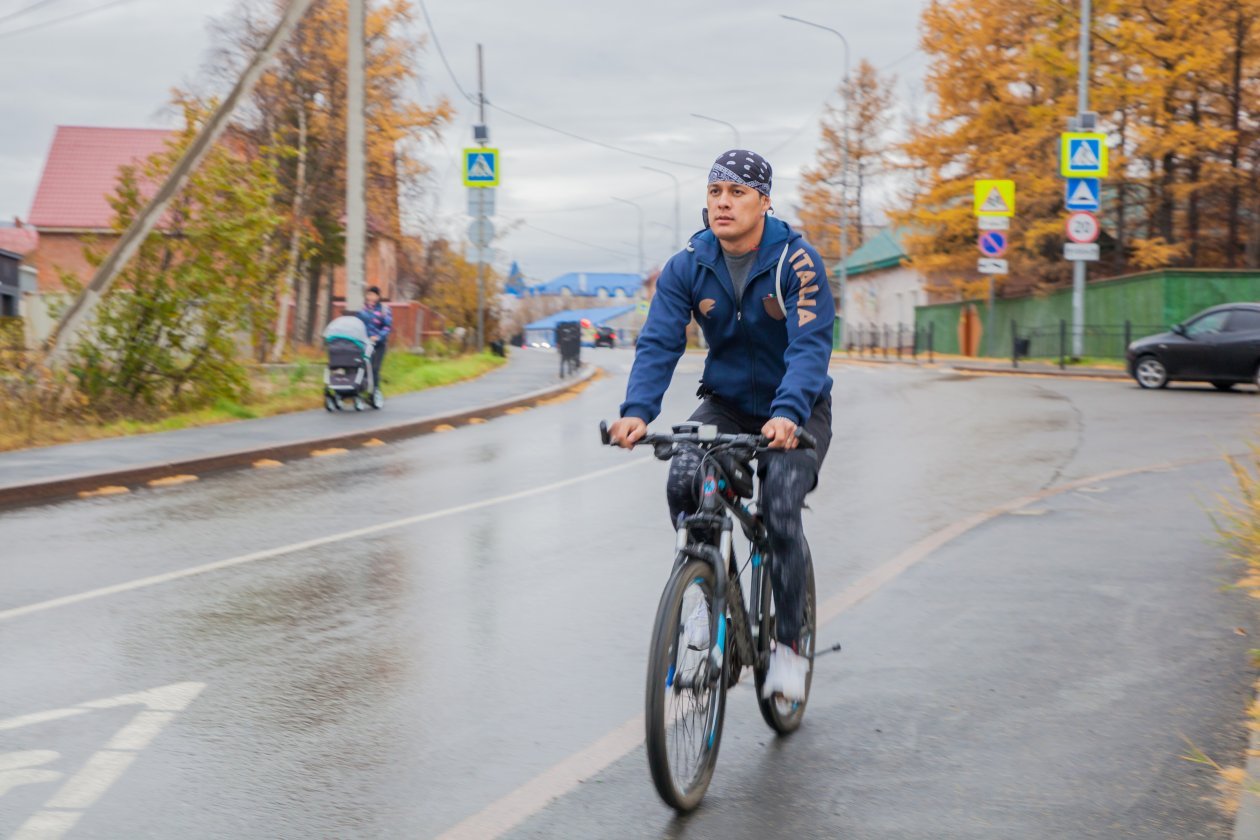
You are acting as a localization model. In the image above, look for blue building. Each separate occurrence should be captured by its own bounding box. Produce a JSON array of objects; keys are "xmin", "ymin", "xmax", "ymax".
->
[{"xmin": 524, "ymin": 271, "xmax": 643, "ymax": 300}]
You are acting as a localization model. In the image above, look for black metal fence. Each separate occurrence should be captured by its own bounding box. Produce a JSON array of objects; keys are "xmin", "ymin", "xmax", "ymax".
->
[
  {"xmin": 1011, "ymin": 320, "xmax": 1164, "ymax": 369},
  {"xmin": 847, "ymin": 322, "xmax": 936, "ymax": 363}
]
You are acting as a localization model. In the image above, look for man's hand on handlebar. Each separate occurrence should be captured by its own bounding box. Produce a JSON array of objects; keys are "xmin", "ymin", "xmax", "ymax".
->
[
  {"xmin": 761, "ymin": 416, "xmax": 799, "ymax": 450},
  {"xmin": 607, "ymin": 416, "xmax": 647, "ymax": 449}
]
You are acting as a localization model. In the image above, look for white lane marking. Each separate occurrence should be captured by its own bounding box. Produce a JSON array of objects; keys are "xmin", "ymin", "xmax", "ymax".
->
[
  {"xmin": 0, "ymin": 460, "xmax": 647, "ymax": 624},
  {"xmin": 8, "ymin": 811, "xmax": 80, "ymax": 840},
  {"xmin": 0, "ymin": 710, "xmax": 89, "ymax": 733},
  {"xmin": 436, "ymin": 715, "xmax": 645, "ymax": 840},
  {"xmin": 43, "ymin": 751, "xmax": 135, "ymax": 809},
  {"xmin": 0, "ymin": 751, "xmax": 63, "ymax": 797},
  {"xmin": 4, "ymin": 682, "xmax": 206, "ymax": 840},
  {"xmin": 436, "ymin": 457, "xmax": 1202, "ymax": 840},
  {"xmin": 104, "ymin": 712, "xmax": 175, "ymax": 751}
]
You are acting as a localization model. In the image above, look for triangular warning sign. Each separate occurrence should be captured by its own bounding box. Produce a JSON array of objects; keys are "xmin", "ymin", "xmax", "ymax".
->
[
  {"xmin": 468, "ymin": 155, "xmax": 494, "ymax": 179},
  {"xmin": 980, "ymin": 187, "xmax": 1010, "ymax": 213},
  {"xmin": 1069, "ymin": 180, "xmax": 1097, "ymax": 204},
  {"xmin": 1070, "ymin": 141, "xmax": 1099, "ymax": 168}
]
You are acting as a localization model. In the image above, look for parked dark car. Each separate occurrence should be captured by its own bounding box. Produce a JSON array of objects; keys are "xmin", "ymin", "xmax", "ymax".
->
[
  {"xmin": 593, "ymin": 325, "xmax": 616, "ymax": 348},
  {"xmin": 1126, "ymin": 303, "xmax": 1260, "ymax": 390}
]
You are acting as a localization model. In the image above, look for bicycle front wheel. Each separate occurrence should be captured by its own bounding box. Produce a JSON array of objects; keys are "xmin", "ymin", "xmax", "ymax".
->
[
  {"xmin": 644, "ymin": 558, "xmax": 727, "ymax": 812},
  {"xmin": 755, "ymin": 550, "xmax": 816, "ymax": 734}
]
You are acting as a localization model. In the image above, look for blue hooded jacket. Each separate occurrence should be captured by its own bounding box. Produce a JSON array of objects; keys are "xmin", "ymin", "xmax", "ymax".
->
[{"xmin": 620, "ymin": 216, "xmax": 834, "ymax": 427}]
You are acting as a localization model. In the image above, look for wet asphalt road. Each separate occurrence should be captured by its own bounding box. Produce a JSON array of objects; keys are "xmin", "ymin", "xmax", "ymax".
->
[{"xmin": 1, "ymin": 349, "xmax": 1258, "ymax": 839}]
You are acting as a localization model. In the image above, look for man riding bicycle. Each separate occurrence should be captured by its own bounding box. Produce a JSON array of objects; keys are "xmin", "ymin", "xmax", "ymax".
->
[{"xmin": 607, "ymin": 149, "xmax": 834, "ymax": 701}]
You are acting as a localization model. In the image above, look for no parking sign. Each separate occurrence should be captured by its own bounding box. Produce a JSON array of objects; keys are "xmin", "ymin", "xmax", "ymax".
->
[{"xmin": 978, "ymin": 231, "xmax": 1008, "ymax": 257}]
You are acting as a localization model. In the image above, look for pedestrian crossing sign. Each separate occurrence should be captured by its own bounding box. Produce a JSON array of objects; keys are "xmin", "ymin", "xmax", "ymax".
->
[
  {"xmin": 973, "ymin": 179, "xmax": 1015, "ymax": 217},
  {"xmin": 1060, "ymin": 133, "xmax": 1108, "ymax": 177},
  {"xmin": 463, "ymin": 148, "xmax": 500, "ymax": 187}
]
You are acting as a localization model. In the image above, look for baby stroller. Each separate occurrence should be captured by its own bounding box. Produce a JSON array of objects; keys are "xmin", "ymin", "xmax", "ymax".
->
[{"xmin": 322, "ymin": 315, "xmax": 383, "ymax": 411}]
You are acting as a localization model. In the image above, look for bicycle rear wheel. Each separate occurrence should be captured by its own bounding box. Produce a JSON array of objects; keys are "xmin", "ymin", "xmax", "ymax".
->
[
  {"xmin": 644, "ymin": 558, "xmax": 727, "ymax": 812},
  {"xmin": 754, "ymin": 549, "xmax": 816, "ymax": 734}
]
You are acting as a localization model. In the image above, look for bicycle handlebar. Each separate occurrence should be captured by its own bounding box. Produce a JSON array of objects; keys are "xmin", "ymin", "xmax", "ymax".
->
[{"xmin": 598, "ymin": 420, "xmax": 816, "ymax": 451}]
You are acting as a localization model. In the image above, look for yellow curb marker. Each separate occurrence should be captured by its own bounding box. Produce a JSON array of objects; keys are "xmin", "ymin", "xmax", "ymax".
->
[
  {"xmin": 362, "ymin": 439, "xmax": 385, "ymax": 447},
  {"xmin": 505, "ymin": 407, "xmax": 528, "ymax": 415},
  {"xmin": 467, "ymin": 417, "xmax": 487, "ymax": 425},
  {"xmin": 311, "ymin": 447, "xmax": 348, "ymax": 457},
  {"xmin": 434, "ymin": 424, "xmax": 456, "ymax": 433},
  {"xmin": 78, "ymin": 486, "xmax": 130, "ymax": 499},
  {"xmin": 148, "ymin": 475, "xmax": 198, "ymax": 487},
  {"xmin": 253, "ymin": 459, "xmax": 284, "ymax": 469}
]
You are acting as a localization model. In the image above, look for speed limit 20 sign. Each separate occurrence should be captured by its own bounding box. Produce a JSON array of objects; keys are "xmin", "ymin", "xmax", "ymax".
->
[{"xmin": 1065, "ymin": 211, "xmax": 1100, "ymax": 243}]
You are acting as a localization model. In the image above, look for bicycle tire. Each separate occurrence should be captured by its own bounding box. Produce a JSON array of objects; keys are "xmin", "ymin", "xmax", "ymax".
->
[
  {"xmin": 645, "ymin": 558, "xmax": 727, "ymax": 812},
  {"xmin": 754, "ymin": 549, "xmax": 816, "ymax": 734}
]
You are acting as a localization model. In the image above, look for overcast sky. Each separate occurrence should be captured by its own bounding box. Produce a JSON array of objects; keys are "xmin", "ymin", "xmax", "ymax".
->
[{"xmin": 0, "ymin": 0, "xmax": 932, "ymax": 281}]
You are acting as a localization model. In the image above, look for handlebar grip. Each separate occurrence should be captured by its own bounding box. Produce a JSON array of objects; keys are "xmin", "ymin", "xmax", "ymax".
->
[
  {"xmin": 795, "ymin": 428, "xmax": 818, "ymax": 450},
  {"xmin": 599, "ymin": 421, "xmax": 611, "ymax": 446}
]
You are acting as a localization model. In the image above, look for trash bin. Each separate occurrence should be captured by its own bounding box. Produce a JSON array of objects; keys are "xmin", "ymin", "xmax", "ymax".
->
[{"xmin": 1013, "ymin": 337, "xmax": 1031, "ymax": 358}]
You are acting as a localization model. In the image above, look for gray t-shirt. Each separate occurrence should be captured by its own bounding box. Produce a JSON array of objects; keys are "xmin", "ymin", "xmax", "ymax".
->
[{"xmin": 723, "ymin": 248, "xmax": 756, "ymax": 302}]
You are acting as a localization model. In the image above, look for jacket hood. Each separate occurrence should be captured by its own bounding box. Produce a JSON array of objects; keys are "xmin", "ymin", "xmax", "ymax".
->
[{"xmin": 687, "ymin": 215, "xmax": 798, "ymax": 276}]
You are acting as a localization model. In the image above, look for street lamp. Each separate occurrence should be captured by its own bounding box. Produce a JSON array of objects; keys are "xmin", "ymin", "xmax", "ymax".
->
[
  {"xmin": 690, "ymin": 113, "xmax": 741, "ymax": 149},
  {"xmin": 781, "ymin": 14, "xmax": 850, "ymax": 349},
  {"xmin": 612, "ymin": 196, "xmax": 645, "ymax": 276},
  {"xmin": 642, "ymin": 166, "xmax": 681, "ymax": 251}
]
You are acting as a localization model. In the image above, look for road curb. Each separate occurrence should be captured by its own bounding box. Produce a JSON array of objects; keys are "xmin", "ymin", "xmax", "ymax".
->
[
  {"xmin": 830, "ymin": 356, "xmax": 1129, "ymax": 380},
  {"xmin": 0, "ymin": 364, "xmax": 599, "ymax": 511}
]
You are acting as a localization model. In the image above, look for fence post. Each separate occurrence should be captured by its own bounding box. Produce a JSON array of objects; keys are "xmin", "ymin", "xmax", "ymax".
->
[
  {"xmin": 1059, "ymin": 319, "xmax": 1066, "ymax": 370},
  {"xmin": 1011, "ymin": 319, "xmax": 1019, "ymax": 369},
  {"xmin": 913, "ymin": 326, "xmax": 919, "ymax": 360},
  {"xmin": 928, "ymin": 322, "xmax": 935, "ymax": 363},
  {"xmin": 1124, "ymin": 320, "xmax": 1131, "ymax": 357},
  {"xmin": 883, "ymin": 325, "xmax": 890, "ymax": 359},
  {"xmin": 897, "ymin": 323, "xmax": 904, "ymax": 360}
]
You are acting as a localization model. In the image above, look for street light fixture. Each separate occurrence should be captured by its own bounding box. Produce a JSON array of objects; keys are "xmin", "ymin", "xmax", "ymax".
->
[
  {"xmin": 781, "ymin": 14, "xmax": 850, "ymax": 349},
  {"xmin": 690, "ymin": 113, "xmax": 741, "ymax": 148},
  {"xmin": 642, "ymin": 166, "xmax": 681, "ymax": 251},
  {"xmin": 612, "ymin": 196, "xmax": 645, "ymax": 276}
]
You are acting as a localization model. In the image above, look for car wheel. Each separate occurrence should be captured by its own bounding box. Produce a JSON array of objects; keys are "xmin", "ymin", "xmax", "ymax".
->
[
  {"xmin": 1211, "ymin": 381, "xmax": 1235, "ymax": 392},
  {"xmin": 1134, "ymin": 355, "xmax": 1169, "ymax": 389}
]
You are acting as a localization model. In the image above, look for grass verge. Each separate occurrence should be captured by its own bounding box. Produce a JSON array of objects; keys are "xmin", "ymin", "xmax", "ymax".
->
[
  {"xmin": 0, "ymin": 351, "xmax": 505, "ymax": 452},
  {"xmin": 1206, "ymin": 442, "xmax": 1260, "ymax": 816}
]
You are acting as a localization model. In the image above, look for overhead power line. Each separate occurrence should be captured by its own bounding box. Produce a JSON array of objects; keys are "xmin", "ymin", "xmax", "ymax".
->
[
  {"xmin": 0, "ymin": 0, "xmax": 136, "ymax": 39},
  {"xmin": 0, "ymin": 0, "xmax": 62, "ymax": 26},
  {"xmin": 521, "ymin": 222, "xmax": 637, "ymax": 259}
]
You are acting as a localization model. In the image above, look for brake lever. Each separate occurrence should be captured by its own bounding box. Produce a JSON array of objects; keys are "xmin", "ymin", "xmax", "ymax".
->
[{"xmin": 652, "ymin": 442, "xmax": 675, "ymax": 461}]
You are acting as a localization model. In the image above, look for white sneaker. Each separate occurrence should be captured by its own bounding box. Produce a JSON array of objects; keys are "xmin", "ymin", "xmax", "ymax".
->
[
  {"xmin": 761, "ymin": 644, "xmax": 808, "ymax": 701},
  {"xmin": 682, "ymin": 597, "xmax": 711, "ymax": 650}
]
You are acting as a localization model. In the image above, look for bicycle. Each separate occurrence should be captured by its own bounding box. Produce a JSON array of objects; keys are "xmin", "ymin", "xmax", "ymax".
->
[{"xmin": 599, "ymin": 419, "xmax": 820, "ymax": 812}]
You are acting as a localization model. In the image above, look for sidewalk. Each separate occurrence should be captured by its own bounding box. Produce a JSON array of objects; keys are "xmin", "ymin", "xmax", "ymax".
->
[
  {"xmin": 0, "ymin": 349, "xmax": 594, "ymax": 508},
  {"xmin": 833, "ymin": 351, "xmax": 1130, "ymax": 379}
]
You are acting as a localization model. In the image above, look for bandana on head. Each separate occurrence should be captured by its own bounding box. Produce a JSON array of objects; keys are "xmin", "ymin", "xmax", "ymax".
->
[{"xmin": 708, "ymin": 149, "xmax": 772, "ymax": 196}]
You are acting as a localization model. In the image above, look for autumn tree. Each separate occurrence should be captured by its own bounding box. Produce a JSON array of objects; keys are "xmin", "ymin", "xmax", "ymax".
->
[
  {"xmin": 68, "ymin": 104, "xmax": 284, "ymax": 412},
  {"xmin": 206, "ymin": 0, "xmax": 452, "ymax": 353},
  {"xmin": 798, "ymin": 60, "xmax": 897, "ymax": 263},
  {"xmin": 412, "ymin": 236, "xmax": 503, "ymax": 344},
  {"xmin": 896, "ymin": 0, "xmax": 1260, "ymax": 303}
]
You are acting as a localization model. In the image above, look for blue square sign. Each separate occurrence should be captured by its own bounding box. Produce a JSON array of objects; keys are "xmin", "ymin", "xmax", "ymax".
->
[{"xmin": 1065, "ymin": 178, "xmax": 1101, "ymax": 212}]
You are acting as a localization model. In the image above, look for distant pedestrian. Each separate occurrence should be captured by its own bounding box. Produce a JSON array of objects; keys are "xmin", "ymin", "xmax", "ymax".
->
[{"xmin": 357, "ymin": 286, "xmax": 392, "ymax": 393}]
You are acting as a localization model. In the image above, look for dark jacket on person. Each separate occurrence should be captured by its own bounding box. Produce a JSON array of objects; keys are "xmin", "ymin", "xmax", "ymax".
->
[
  {"xmin": 357, "ymin": 302, "xmax": 392, "ymax": 344},
  {"xmin": 620, "ymin": 216, "xmax": 834, "ymax": 427}
]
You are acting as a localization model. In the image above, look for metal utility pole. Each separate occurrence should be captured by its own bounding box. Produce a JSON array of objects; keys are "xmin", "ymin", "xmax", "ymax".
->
[
  {"xmin": 46, "ymin": 0, "xmax": 318, "ymax": 362},
  {"xmin": 642, "ymin": 166, "xmax": 680, "ymax": 250},
  {"xmin": 476, "ymin": 44, "xmax": 486, "ymax": 351},
  {"xmin": 1071, "ymin": 0, "xmax": 1092, "ymax": 357},
  {"xmin": 781, "ymin": 15, "xmax": 850, "ymax": 348},
  {"xmin": 345, "ymin": 0, "xmax": 367, "ymax": 312}
]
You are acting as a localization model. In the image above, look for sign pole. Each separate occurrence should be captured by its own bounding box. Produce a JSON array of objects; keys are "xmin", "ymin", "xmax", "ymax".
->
[
  {"xmin": 1071, "ymin": 0, "xmax": 1092, "ymax": 358},
  {"xmin": 475, "ymin": 44, "xmax": 486, "ymax": 351},
  {"xmin": 345, "ymin": 0, "xmax": 366, "ymax": 312}
]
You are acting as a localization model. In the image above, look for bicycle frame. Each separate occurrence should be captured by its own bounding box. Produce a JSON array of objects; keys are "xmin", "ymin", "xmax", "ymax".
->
[{"xmin": 674, "ymin": 457, "xmax": 770, "ymax": 681}]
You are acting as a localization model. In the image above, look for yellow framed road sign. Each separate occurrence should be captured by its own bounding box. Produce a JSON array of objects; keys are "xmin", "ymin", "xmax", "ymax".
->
[
  {"xmin": 974, "ymin": 179, "xmax": 1016, "ymax": 217},
  {"xmin": 1060, "ymin": 133, "xmax": 1108, "ymax": 177},
  {"xmin": 463, "ymin": 148, "xmax": 500, "ymax": 187}
]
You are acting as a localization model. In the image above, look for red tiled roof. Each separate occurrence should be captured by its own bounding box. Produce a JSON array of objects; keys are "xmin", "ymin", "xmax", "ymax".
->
[
  {"xmin": 0, "ymin": 225, "xmax": 39, "ymax": 256},
  {"xmin": 28, "ymin": 126, "xmax": 175, "ymax": 230}
]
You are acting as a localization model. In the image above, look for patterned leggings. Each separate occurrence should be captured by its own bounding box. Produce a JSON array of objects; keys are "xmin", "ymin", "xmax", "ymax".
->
[{"xmin": 664, "ymin": 397, "xmax": 830, "ymax": 643}]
